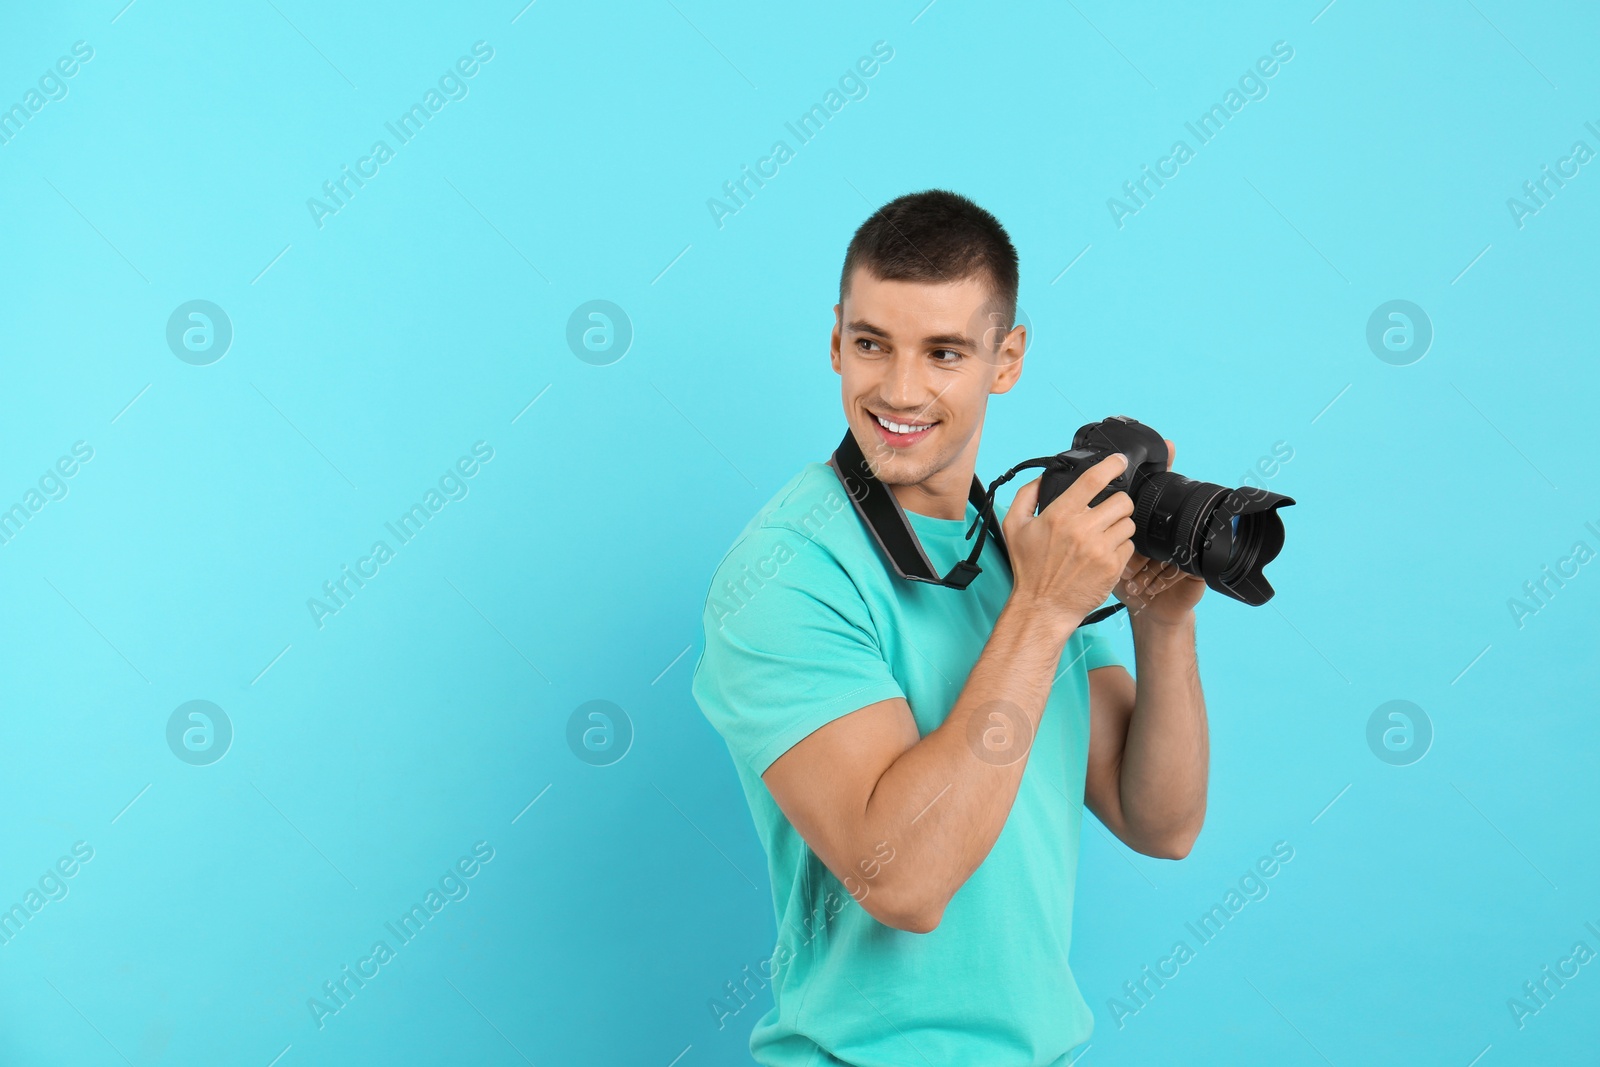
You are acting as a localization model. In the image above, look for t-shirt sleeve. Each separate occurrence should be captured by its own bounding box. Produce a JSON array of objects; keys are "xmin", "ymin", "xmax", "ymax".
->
[{"xmin": 692, "ymin": 525, "xmax": 906, "ymax": 778}]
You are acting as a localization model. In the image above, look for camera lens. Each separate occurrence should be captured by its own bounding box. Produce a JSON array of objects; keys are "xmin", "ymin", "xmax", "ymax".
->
[
  {"xmin": 1223, "ymin": 514, "xmax": 1242, "ymax": 568},
  {"xmin": 1220, "ymin": 513, "xmax": 1260, "ymax": 582},
  {"xmin": 1058, "ymin": 417, "xmax": 1294, "ymax": 606},
  {"xmin": 1130, "ymin": 472, "xmax": 1226, "ymax": 572}
]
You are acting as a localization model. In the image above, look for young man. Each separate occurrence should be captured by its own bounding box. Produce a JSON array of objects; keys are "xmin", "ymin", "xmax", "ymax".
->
[{"xmin": 692, "ymin": 190, "xmax": 1208, "ymax": 1066}]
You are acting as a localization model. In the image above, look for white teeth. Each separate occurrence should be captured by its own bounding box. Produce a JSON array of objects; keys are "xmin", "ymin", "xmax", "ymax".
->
[{"xmin": 876, "ymin": 414, "xmax": 931, "ymax": 435}]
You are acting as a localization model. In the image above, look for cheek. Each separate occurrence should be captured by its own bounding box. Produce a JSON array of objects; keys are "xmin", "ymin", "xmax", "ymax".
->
[
  {"xmin": 940, "ymin": 377, "xmax": 989, "ymax": 421},
  {"xmin": 841, "ymin": 363, "xmax": 884, "ymax": 400}
]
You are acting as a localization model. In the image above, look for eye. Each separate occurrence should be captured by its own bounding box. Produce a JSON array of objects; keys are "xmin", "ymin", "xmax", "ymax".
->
[
  {"xmin": 855, "ymin": 337, "xmax": 884, "ymax": 354},
  {"xmin": 931, "ymin": 348, "xmax": 962, "ymax": 363}
]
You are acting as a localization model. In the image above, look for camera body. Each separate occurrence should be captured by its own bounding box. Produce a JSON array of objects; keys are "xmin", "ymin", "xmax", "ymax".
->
[
  {"xmin": 1036, "ymin": 416, "xmax": 1294, "ymax": 606},
  {"xmin": 1037, "ymin": 415, "xmax": 1168, "ymax": 513}
]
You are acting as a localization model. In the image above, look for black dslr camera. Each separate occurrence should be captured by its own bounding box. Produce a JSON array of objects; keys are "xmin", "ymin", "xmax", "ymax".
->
[{"xmin": 1036, "ymin": 416, "xmax": 1295, "ymax": 606}]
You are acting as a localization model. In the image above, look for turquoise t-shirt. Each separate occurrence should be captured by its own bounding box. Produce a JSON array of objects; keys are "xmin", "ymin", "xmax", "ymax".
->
[{"xmin": 691, "ymin": 461, "xmax": 1123, "ymax": 1067}]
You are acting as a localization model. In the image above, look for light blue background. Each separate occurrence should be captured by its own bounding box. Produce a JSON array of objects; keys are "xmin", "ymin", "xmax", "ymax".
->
[{"xmin": 2, "ymin": 1, "xmax": 1597, "ymax": 1064}]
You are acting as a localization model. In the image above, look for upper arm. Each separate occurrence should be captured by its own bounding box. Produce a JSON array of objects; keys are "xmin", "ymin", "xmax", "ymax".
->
[
  {"xmin": 1085, "ymin": 662, "xmax": 1138, "ymax": 843},
  {"xmin": 761, "ymin": 696, "xmax": 920, "ymax": 910},
  {"xmin": 691, "ymin": 527, "xmax": 911, "ymax": 912}
]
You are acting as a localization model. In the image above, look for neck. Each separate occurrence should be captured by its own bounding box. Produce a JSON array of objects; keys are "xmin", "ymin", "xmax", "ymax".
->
[{"xmin": 889, "ymin": 455, "xmax": 976, "ymax": 521}]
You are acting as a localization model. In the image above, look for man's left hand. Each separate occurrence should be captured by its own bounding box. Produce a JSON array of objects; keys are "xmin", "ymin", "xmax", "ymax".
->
[{"xmin": 1112, "ymin": 438, "xmax": 1206, "ymax": 625}]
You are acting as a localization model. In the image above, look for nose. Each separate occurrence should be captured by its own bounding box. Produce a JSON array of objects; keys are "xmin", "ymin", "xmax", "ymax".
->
[{"xmin": 880, "ymin": 350, "xmax": 931, "ymax": 413}]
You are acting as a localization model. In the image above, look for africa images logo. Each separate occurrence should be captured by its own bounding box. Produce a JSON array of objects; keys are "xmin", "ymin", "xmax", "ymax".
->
[
  {"xmin": 307, "ymin": 442, "xmax": 494, "ymax": 629},
  {"xmin": 1106, "ymin": 41, "xmax": 1295, "ymax": 229},
  {"xmin": 306, "ymin": 842, "xmax": 495, "ymax": 1030},
  {"xmin": 306, "ymin": 42, "xmax": 495, "ymax": 230}
]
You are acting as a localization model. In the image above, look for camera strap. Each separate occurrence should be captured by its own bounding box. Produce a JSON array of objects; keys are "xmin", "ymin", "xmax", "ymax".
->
[
  {"xmin": 828, "ymin": 428, "xmax": 1126, "ymax": 625},
  {"xmin": 828, "ymin": 428, "xmax": 1005, "ymax": 589}
]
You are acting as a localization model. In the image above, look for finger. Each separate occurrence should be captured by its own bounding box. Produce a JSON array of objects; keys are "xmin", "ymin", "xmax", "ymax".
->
[
  {"xmin": 1007, "ymin": 477, "xmax": 1040, "ymax": 531},
  {"xmin": 1135, "ymin": 568, "xmax": 1174, "ymax": 599},
  {"xmin": 1146, "ymin": 563, "xmax": 1195, "ymax": 598},
  {"xmin": 1088, "ymin": 488, "xmax": 1134, "ymax": 527},
  {"xmin": 1135, "ymin": 559, "xmax": 1175, "ymax": 592},
  {"xmin": 1165, "ymin": 438, "xmax": 1175, "ymax": 467},
  {"xmin": 1140, "ymin": 557, "xmax": 1172, "ymax": 582},
  {"xmin": 1121, "ymin": 578, "xmax": 1152, "ymax": 610},
  {"xmin": 1123, "ymin": 560, "xmax": 1156, "ymax": 599},
  {"xmin": 1114, "ymin": 540, "xmax": 1136, "ymax": 570},
  {"xmin": 1057, "ymin": 452, "xmax": 1128, "ymax": 511},
  {"xmin": 1157, "ymin": 559, "xmax": 1185, "ymax": 584},
  {"xmin": 1130, "ymin": 557, "xmax": 1178, "ymax": 597},
  {"xmin": 1107, "ymin": 516, "xmax": 1136, "ymax": 543}
]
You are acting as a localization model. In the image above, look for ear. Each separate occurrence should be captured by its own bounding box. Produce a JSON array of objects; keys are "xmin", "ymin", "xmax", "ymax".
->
[
  {"xmin": 830, "ymin": 303, "xmax": 843, "ymax": 375},
  {"xmin": 989, "ymin": 323, "xmax": 1026, "ymax": 395}
]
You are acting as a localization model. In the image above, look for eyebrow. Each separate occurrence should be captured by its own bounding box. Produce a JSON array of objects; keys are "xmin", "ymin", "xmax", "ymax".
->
[{"xmin": 846, "ymin": 320, "xmax": 977, "ymax": 348}]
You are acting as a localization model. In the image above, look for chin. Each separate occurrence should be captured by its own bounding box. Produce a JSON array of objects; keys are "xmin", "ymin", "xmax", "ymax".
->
[{"xmin": 864, "ymin": 451, "xmax": 939, "ymax": 487}]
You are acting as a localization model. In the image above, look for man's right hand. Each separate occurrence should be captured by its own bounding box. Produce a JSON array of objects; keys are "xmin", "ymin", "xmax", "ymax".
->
[{"xmin": 1001, "ymin": 452, "xmax": 1136, "ymax": 627}]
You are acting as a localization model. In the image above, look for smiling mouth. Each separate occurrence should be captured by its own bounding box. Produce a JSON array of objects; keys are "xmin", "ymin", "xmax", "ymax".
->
[{"xmin": 870, "ymin": 411, "xmax": 937, "ymax": 448}]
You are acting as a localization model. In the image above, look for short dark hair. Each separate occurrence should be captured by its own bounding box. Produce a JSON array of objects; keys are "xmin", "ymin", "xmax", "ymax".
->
[{"xmin": 839, "ymin": 189, "xmax": 1020, "ymax": 331}]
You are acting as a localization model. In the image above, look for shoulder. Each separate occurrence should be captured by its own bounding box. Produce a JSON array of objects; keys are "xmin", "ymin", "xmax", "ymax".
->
[
  {"xmin": 708, "ymin": 463, "xmax": 863, "ymax": 579},
  {"xmin": 759, "ymin": 462, "xmax": 861, "ymax": 545},
  {"xmin": 700, "ymin": 463, "xmax": 876, "ymax": 629},
  {"xmin": 692, "ymin": 467, "xmax": 907, "ymax": 775}
]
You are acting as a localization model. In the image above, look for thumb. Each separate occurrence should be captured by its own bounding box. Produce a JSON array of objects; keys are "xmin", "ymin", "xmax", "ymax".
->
[{"xmin": 1004, "ymin": 478, "xmax": 1041, "ymax": 537}]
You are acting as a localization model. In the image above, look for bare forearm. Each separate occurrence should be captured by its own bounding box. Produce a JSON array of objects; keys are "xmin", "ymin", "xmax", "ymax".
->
[
  {"xmin": 858, "ymin": 596, "xmax": 1073, "ymax": 927},
  {"xmin": 1118, "ymin": 611, "xmax": 1208, "ymax": 854}
]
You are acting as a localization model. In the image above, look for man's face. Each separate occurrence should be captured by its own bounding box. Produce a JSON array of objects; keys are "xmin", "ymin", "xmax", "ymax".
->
[{"xmin": 831, "ymin": 267, "xmax": 1024, "ymax": 505}]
